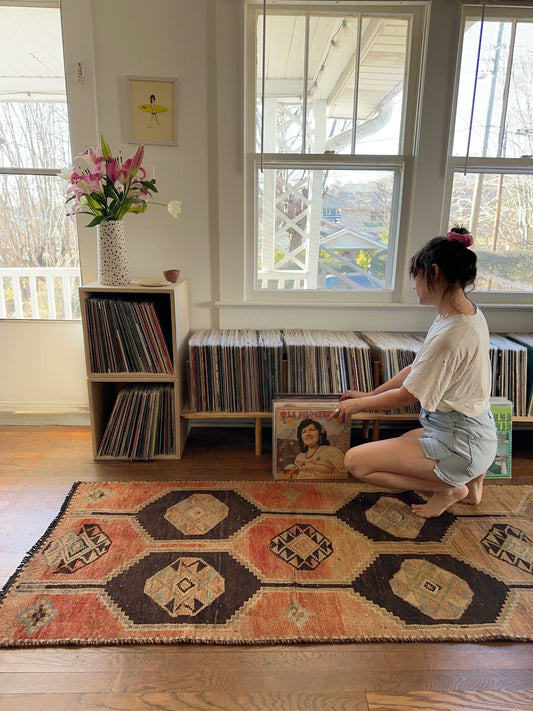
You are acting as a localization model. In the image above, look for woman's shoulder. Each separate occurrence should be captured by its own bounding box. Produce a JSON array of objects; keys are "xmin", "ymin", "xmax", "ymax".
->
[{"xmin": 432, "ymin": 312, "xmax": 488, "ymax": 351}]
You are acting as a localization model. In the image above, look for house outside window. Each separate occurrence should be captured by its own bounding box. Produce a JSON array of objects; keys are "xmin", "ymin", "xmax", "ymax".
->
[
  {"xmin": 0, "ymin": 3, "xmax": 80, "ymax": 319},
  {"xmin": 445, "ymin": 4, "xmax": 533, "ymax": 293},
  {"xmin": 246, "ymin": 1, "xmax": 426, "ymax": 295}
]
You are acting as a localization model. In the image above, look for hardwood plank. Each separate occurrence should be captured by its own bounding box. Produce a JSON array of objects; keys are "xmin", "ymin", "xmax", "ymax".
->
[
  {"xmin": 423, "ymin": 642, "xmax": 533, "ymax": 670},
  {"xmin": 1, "ymin": 668, "xmax": 533, "ymax": 695},
  {"xmin": 366, "ymin": 689, "xmax": 533, "ymax": 710},
  {"xmin": 1, "ymin": 690, "xmax": 369, "ymax": 711},
  {"xmin": 0, "ymin": 644, "xmax": 429, "ymax": 673}
]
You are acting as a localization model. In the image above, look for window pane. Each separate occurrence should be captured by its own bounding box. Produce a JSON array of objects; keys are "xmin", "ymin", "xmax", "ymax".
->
[
  {"xmin": 256, "ymin": 11, "xmax": 408, "ymax": 155},
  {"xmin": 355, "ymin": 17, "xmax": 407, "ymax": 155},
  {"xmin": 257, "ymin": 166, "xmax": 394, "ymax": 290},
  {"xmin": 256, "ymin": 14, "xmax": 306, "ymax": 153},
  {"xmin": 506, "ymin": 22, "xmax": 533, "ymax": 159},
  {"xmin": 0, "ymin": 102, "xmax": 71, "ymax": 170},
  {"xmin": 453, "ymin": 19, "xmax": 533, "ymax": 159},
  {"xmin": 0, "ymin": 174, "xmax": 80, "ymax": 318},
  {"xmin": 450, "ymin": 171, "xmax": 533, "ymax": 292}
]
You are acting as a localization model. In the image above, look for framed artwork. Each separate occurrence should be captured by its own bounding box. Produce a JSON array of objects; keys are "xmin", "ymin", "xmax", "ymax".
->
[
  {"xmin": 128, "ymin": 76, "xmax": 177, "ymax": 145},
  {"xmin": 273, "ymin": 395, "xmax": 350, "ymax": 480}
]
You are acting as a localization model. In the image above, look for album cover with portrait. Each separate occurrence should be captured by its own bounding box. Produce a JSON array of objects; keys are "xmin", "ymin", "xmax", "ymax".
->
[{"xmin": 273, "ymin": 395, "xmax": 351, "ymax": 479}]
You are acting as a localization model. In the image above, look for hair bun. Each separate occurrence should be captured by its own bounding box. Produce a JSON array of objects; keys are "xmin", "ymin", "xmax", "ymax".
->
[{"xmin": 446, "ymin": 229, "xmax": 473, "ymax": 247}]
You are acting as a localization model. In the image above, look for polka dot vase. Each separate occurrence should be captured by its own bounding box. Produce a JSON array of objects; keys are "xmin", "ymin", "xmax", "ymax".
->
[{"xmin": 97, "ymin": 220, "xmax": 130, "ymax": 286}]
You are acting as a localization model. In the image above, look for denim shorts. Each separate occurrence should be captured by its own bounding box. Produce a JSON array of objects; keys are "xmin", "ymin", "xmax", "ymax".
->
[{"xmin": 419, "ymin": 408, "xmax": 498, "ymax": 487}]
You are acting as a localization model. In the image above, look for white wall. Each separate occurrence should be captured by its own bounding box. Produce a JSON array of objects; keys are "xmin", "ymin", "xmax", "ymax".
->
[
  {"xmin": 1, "ymin": 0, "xmax": 532, "ymax": 415},
  {"xmin": 66, "ymin": 0, "xmax": 215, "ymax": 329}
]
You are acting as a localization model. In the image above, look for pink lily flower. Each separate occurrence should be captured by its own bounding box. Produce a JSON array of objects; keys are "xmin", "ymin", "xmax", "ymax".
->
[{"xmin": 106, "ymin": 157, "xmax": 120, "ymax": 183}]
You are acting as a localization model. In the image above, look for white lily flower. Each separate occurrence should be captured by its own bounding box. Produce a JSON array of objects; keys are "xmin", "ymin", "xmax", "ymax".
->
[{"xmin": 167, "ymin": 200, "xmax": 182, "ymax": 218}]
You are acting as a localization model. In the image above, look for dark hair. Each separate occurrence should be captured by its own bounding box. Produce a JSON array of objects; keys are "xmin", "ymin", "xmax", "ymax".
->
[
  {"xmin": 409, "ymin": 227, "xmax": 477, "ymax": 292},
  {"xmin": 296, "ymin": 418, "xmax": 330, "ymax": 451}
]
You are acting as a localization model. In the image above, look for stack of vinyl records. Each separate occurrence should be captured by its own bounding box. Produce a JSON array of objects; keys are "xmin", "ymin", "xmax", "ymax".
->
[
  {"xmin": 362, "ymin": 332, "xmax": 425, "ymax": 413},
  {"xmin": 506, "ymin": 334, "xmax": 533, "ymax": 416},
  {"xmin": 489, "ymin": 335, "xmax": 528, "ymax": 416},
  {"xmin": 85, "ymin": 298, "xmax": 173, "ymax": 374},
  {"xmin": 188, "ymin": 329, "xmax": 284, "ymax": 412},
  {"xmin": 283, "ymin": 330, "xmax": 373, "ymax": 395},
  {"xmin": 258, "ymin": 329, "xmax": 285, "ymax": 411},
  {"xmin": 98, "ymin": 384, "xmax": 174, "ymax": 459}
]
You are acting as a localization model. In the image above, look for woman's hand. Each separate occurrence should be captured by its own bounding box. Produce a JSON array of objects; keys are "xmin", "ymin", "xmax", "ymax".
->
[
  {"xmin": 328, "ymin": 397, "xmax": 367, "ymax": 424},
  {"xmin": 339, "ymin": 389, "xmax": 367, "ymax": 401}
]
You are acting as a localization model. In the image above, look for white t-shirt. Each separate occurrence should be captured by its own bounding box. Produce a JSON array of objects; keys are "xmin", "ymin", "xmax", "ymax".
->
[{"xmin": 403, "ymin": 307, "xmax": 492, "ymax": 417}]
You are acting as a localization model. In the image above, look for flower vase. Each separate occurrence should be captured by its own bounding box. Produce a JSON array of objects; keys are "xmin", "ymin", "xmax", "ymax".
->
[{"xmin": 97, "ymin": 220, "xmax": 130, "ymax": 286}]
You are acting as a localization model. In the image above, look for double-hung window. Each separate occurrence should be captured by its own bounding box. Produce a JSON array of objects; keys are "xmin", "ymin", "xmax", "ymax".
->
[
  {"xmin": 246, "ymin": 1, "xmax": 426, "ymax": 296},
  {"xmin": 0, "ymin": 3, "xmax": 80, "ymax": 319},
  {"xmin": 446, "ymin": 4, "xmax": 533, "ymax": 294}
]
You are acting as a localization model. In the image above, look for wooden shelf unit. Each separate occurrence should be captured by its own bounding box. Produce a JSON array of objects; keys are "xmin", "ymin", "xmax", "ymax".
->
[{"xmin": 80, "ymin": 281, "xmax": 189, "ymax": 460}]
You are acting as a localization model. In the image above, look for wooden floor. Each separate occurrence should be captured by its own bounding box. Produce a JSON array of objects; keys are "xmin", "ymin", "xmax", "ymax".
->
[{"xmin": 0, "ymin": 423, "xmax": 532, "ymax": 711}]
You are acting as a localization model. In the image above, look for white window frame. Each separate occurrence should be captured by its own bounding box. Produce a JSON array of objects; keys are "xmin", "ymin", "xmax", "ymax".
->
[
  {"xmin": 442, "ymin": 3, "xmax": 533, "ymax": 305},
  {"xmin": 244, "ymin": 1, "xmax": 428, "ymax": 305}
]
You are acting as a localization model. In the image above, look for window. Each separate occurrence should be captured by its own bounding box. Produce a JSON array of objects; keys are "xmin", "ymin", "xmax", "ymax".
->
[
  {"xmin": 247, "ymin": 2, "xmax": 424, "ymax": 294},
  {"xmin": 446, "ymin": 6, "xmax": 533, "ymax": 293},
  {"xmin": 0, "ymin": 4, "xmax": 80, "ymax": 319}
]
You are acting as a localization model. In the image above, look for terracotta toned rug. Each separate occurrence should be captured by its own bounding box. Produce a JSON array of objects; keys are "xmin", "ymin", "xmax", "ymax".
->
[{"xmin": 1, "ymin": 481, "xmax": 532, "ymax": 647}]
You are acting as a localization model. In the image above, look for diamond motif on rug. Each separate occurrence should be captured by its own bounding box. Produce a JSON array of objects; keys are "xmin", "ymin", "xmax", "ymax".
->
[
  {"xmin": 352, "ymin": 553, "xmax": 510, "ymax": 625},
  {"xmin": 104, "ymin": 551, "xmax": 262, "ymax": 625},
  {"xmin": 482, "ymin": 524, "xmax": 533, "ymax": 574},
  {"xmin": 337, "ymin": 492, "xmax": 455, "ymax": 542},
  {"xmin": 135, "ymin": 489, "xmax": 261, "ymax": 540},
  {"xmin": 144, "ymin": 556, "xmax": 225, "ymax": 617},
  {"xmin": 18, "ymin": 597, "xmax": 57, "ymax": 636},
  {"xmin": 270, "ymin": 524, "xmax": 333, "ymax": 570},
  {"xmin": 164, "ymin": 494, "xmax": 229, "ymax": 535},
  {"xmin": 83, "ymin": 485, "xmax": 114, "ymax": 505},
  {"xmin": 42, "ymin": 523, "xmax": 111, "ymax": 574},
  {"xmin": 389, "ymin": 559, "xmax": 474, "ymax": 619},
  {"xmin": 285, "ymin": 600, "xmax": 312, "ymax": 629},
  {"xmin": 365, "ymin": 496, "xmax": 425, "ymax": 539}
]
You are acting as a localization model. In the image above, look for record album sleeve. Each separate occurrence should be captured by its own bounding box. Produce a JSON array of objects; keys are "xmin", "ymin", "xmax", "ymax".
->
[{"xmin": 273, "ymin": 395, "xmax": 350, "ymax": 479}]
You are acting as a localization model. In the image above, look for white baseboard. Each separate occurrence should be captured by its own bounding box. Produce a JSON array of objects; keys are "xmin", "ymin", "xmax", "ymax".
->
[{"xmin": 0, "ymin": 405, "xmax": 90, "ymax": 426}]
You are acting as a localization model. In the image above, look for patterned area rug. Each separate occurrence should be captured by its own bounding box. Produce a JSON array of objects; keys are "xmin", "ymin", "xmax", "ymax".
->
[{"xmin": 1, "ymin": 481, "xmax": 532, "ymax": 647}]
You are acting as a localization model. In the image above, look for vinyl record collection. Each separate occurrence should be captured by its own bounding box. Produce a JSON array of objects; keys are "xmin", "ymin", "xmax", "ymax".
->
[
  {"xmin": 489, "ymin": 335, "xmax": 528, "ymax": 416},
  {"xmin": 507, "ymin": 335, "xmax": 533, "ymax": 416},
  {"xmin": 187, "ymin": 329, "xmax": 533, "ymax": 419},
  {"xmin": 98, "ymin": 383, "xmax": 174, "ymax": 459},
  {"xmin": 85, "ymin": 297, "xmax": 173, "ymax": 374},
  {"xmin": 188, "ymin": 329, "xmax": 373, "ymax": 412},
  {"xmin": 188, "ymin": 329, "xmax": 284, "ymax": 412},
  {"xmin": 283, "ymin": 329, "xmax": 373, "ymax": 395},
  {"xmin": 361, "ymin": 332, "xmax": 425, "ymax": 414}
]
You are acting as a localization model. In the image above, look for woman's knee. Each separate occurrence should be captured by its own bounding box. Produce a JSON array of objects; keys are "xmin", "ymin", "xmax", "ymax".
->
[{"xmin": 344, "ymin": 447, "xmax": 368, "ymax": 479}]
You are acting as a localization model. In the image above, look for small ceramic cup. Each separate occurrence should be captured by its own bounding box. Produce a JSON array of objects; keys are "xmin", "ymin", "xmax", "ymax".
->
[{"xmin": 163, "ymin": 269, "xmax": 180, "ymax": 283}]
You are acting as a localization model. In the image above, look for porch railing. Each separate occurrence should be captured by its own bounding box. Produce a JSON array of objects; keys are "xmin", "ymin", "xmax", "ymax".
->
[{"xmin": 0, "ymin": 267, "xmax": 81, "ymax": 319}]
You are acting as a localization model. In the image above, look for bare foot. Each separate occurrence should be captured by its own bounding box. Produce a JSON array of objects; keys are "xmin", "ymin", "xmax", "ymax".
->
[
  {"xmin": 411, "ymin": 484, "xmax": 468, "ymax": 518},
  {"xmin": 461, "ymin": 472, "xmax": 486, "ymax": 506}
]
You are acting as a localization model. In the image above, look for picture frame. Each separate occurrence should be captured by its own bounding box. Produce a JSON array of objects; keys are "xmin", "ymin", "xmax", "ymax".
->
[
  {"xmin": 272, "ymin": 394, "xmax": 351, "ymax": 480},
  {"xmin": 128, "ymin": 76, "xmax": 177, "ymax": 145}
]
